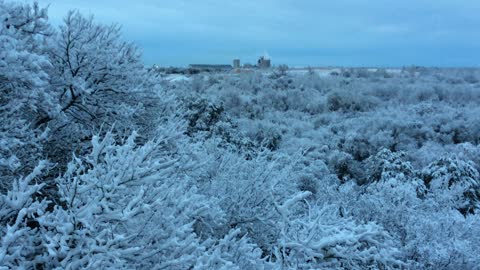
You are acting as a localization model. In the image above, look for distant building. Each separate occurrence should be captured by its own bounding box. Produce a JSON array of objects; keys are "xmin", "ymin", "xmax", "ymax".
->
[
  {"xmin": 233, "ymin": 59, "xmax": 241, "ymax": 68},
  {"xmin": 257, "ymin": 56, "xmax": 271, "ymax": 69},
  {"xmin": 188, "ymin": 64, "xmax": 232, "ymax": 72}
]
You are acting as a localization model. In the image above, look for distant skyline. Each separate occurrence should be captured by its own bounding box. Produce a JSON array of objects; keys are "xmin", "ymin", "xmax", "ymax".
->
[{"xmin": 46, "ymin": 0, "xmax": 480, "ymax": 67}]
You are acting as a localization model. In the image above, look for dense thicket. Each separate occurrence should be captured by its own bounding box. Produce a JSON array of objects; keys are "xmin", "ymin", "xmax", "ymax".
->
[{"xmin": 1, "ymin": 1, "xmax": 480, "ymax": 269}]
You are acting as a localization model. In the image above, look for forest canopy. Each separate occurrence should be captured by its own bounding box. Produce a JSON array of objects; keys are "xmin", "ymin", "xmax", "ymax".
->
[{"xmin": 1, "ymin": 1, "xmax": 480, "ymax": 269}]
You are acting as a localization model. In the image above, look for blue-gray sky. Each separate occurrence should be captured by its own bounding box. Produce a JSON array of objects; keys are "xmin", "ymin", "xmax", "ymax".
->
[{"xmin": 46, "ymin": 0, "xmax": 480, "ymax": 67}]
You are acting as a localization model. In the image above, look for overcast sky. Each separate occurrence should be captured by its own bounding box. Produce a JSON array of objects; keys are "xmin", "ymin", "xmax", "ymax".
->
[{"xmin": 46, "ymin": 0, "xmax": 480, "ymax": 67}]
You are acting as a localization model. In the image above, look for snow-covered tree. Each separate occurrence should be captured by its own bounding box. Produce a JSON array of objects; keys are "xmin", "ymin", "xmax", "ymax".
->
[
  {"xmin": 0, "ymin": 130, "xmax": 273, "ymax": 269},
  {"xmin": 0, "ymin": 0, "xmax": 56, "ymax": 191},
  {"xmin": 39, "ymin": 10, "xmax": 160, "ymax": 172},
  {"xmin": 45, "ymin": 10, "xmax": 145, "ymax": 127},
  {"xmin": 44, "ymin": 129, "xmax": 223, "ymax": 268}
]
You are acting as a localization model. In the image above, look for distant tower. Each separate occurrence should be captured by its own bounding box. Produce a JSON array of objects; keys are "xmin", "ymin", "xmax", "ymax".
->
[
  {"xmin": 233, "ymin": 59, "xmax": 240, "ymax": 68},
  {"xmin": 263, "ymin": 58, "xmax": 271, "ymax": 68},
  {"xmin": 257, "ymin": 55, "xmax": 271, "ymax": 69}
]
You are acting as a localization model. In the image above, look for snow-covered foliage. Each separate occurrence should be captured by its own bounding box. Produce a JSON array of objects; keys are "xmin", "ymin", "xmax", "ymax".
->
[
  {"xmin": 274, "ymin": 198, "xmax": 405, "ymax": 269},
  {"xmin": 0, "ymin": 161, "xmax": 49, "ymax": 268},
  {"xmin": 0, "ymin": 0, "xmax": 55, "ymax": 191},
  {"xmin": 42, "ymin": 10, "xmax": 158, "ymax": 170},
  {"xmin": 46, "ymin": 129, "xmax": 229, "ymax": 269},
  {"xmin": 163, "ymin": 68, "xmax": 480, "ymax": 268},
  {"xmin": 48, "ymin": 10, "xmax": 145, "ymax": 126},
  {"xmin": 2, "ymin": 1, "xmax": 480, "ymax": 269}
]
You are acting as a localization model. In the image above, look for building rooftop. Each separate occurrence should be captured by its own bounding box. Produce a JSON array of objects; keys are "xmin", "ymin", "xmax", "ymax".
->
[{"xmin": 189, "ymin": 64, "xmax": 232, "ymax": 70}]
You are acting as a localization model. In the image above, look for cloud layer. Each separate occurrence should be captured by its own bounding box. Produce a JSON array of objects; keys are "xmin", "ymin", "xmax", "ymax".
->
[{"xmin": 47, "ymin": 0, "xmax": 480, "ymax": 67}]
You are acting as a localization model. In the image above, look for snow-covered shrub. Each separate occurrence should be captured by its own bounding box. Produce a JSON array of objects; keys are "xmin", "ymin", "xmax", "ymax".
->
[
  {"xmin": 197, "ymin": 149, "xmax": 295, "ymax": 254},
  {"xmin": 365, "ymin": 149, "xmax": 417, "ymax": 184},
  {"xmin": 340, "ymin": 155, "xmax": 480, "ymax": 268},
  {"xmin": 283, "ymin": 87, "xmax": 327, "ymax": 114},
  {"xmin": 191, "ymin": 75, "xmax": 207, "ymax": 93},
  {"xmin": 273, "ymin": 192, "xmax": 406, "ymax": 269},
  {"xmin": 327, "ymin": 150, "xmax": 362, "ymax": 183},
  {"xmin": 463, "ymin": 73, "xmax": 479, "ymax": 84},
  {"xmin": 373, "ymin": 68, "xmax": 394, "ymax": 79},
  {"xmin": 354, "ymin": 68, "xmax": 370, "ymax": 78},
  {"xmin": 270, "ymin": 64, "xmax": 289, "ymax": 79},
  {"xmin": 404, "ymin": 209, "xmax": 480, "ymax": 269},
  {"xmin": 185, "ymin": 98, "xmax": 225, "ymax": 137},
  {"xmin": 243, "ymin": 120, "xmax": 283, "ymax": 151},
  {"xmin": 326, "ymin": 90, "xmax": 378, "ymax": 112},
  {"xmin": 0, "ymin": 162, "xmax": 49, "ymax": 268},
  {"xmin": 259, "ymin": 90, "xmax": 290, "ymax": 111},
  {"xmin": 196, "ymin": 229, "xmax": 272, "ymax": 270},
  {"xmin": 345, "ymin": 172, "xmax": 424, "ymax": 245},
  {"xmin": 219, "ymin": 88, "xmax": 244, "ymax": 116},
  {"xmin": 422, "ymin": 156, "xmax": 480, "ymax": 214}
]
